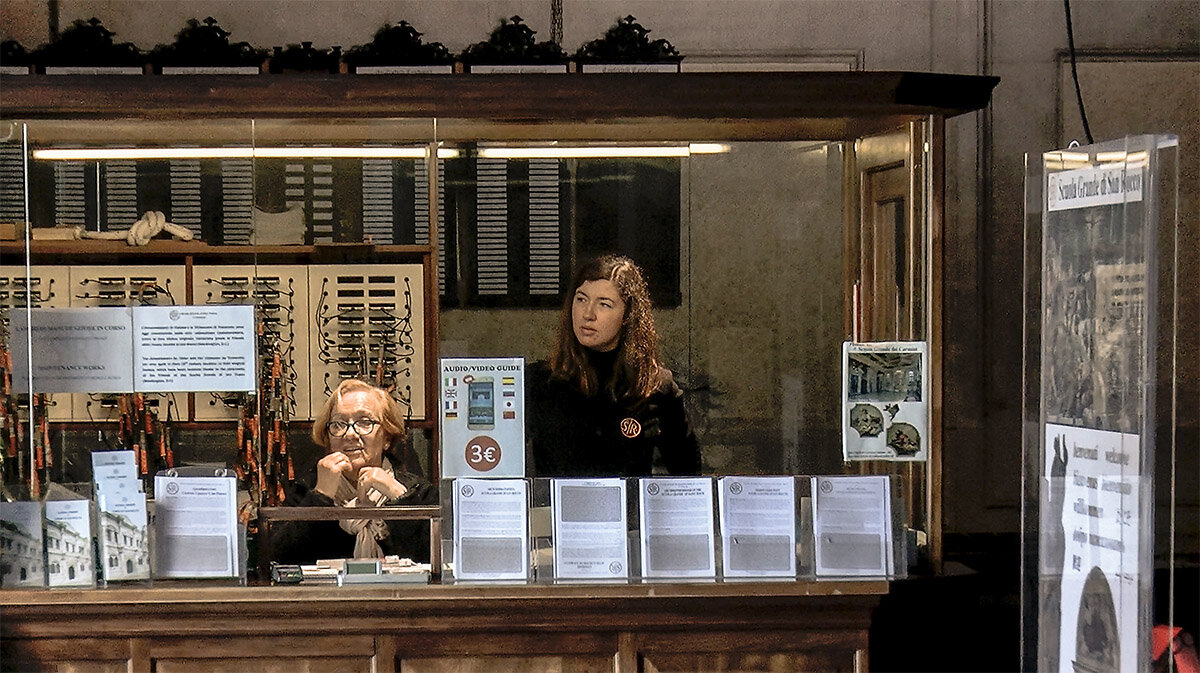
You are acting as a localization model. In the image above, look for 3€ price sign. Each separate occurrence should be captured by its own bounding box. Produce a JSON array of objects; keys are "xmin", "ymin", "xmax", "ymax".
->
[
  {"xmin": 465, "ymin": 435, "xmax": 501, "ymax": 472},
  {"xmin": 439, "ymin": 357, "xmax": 525, "ymax": 478}
]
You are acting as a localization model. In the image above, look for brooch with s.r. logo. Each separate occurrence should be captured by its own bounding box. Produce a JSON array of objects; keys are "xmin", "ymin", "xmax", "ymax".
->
[{"xmin": 619, "ymin": 418, "xmax": 642, "ymax": 438}]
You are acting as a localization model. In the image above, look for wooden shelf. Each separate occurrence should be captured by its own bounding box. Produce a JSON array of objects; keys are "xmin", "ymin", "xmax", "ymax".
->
[
  {"xmin": 0, "ymin": 240, "xmax": 434, "ymax": 264},
  {"xmin": 1, "ymin": 71, "xmax": 998, "ymax": 140}
]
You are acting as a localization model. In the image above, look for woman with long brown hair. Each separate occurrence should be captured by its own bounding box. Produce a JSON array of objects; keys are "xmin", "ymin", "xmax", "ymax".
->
[{"xmin": 528, "ymin": 254, "xmax": 700, "ymax": 477}]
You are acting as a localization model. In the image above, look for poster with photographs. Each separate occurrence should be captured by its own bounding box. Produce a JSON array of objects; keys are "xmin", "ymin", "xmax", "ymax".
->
[
  {"xmin": 1042, "ymin": 162, "xmax": 1147, "ymax": 433},
  {"xmin": 842, "ymin": 341, "xmax": 928, "ymax": 462}
]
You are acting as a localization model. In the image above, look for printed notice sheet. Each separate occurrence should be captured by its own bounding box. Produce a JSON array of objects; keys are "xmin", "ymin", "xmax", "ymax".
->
[
  {"xmin": 842, "ymin": 341, "xmax": 929, "ymax": 461},
  {"xmin": 718, "ymin": 476, "xmax": 796, "ymax": 577},
  {"xmin": 134, "ymin": 305, "xmax": 255, "ymax": 392},
  {"xmin": 1047, "ymin": 424, "xmax": 1140, "ymax": 673},
  {"xmin": 9, "ymin": 305, "xmax": 255, "ymax": 393},
  {"xmin": 639, "ymin": 477, "xmax": 715, "ymax": 579},
  {"xmin": 9, "ymin": 307, "xmax": 135, "ymax": 393},
  {"xmin": 452, "ymin": 478, "xmax": 529, "ymax": 581},
  {"xmin": 551, "ymin": 478, "xmax": 628, "ymax": 580},
  {"xmin": 811, "ymin": 475, "xmax": 893, "ymax": 577},
  {"xmin": 153, "ymin": 474, "xmax": 240, "ymax": 578}
]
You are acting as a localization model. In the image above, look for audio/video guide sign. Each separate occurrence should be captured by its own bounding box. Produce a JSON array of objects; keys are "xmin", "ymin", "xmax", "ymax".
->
[{"xmin": 439, "ymin": 357, "xmax": 525, "ymax": 479}]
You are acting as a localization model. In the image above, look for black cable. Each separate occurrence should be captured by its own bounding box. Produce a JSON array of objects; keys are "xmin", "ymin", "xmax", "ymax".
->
[{"xmin": 1063, "ymin": 0, "xmax": 1095, "ymax": 145}]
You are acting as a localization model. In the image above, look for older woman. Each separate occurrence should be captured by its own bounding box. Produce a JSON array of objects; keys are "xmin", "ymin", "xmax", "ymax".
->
[
  {"xmin": 527, "ymin": 254, "xmax": 701, "ymax": 477},
  {"xmin": 271, "ymin": 379, "xmax": 434, "ymax": 563}
]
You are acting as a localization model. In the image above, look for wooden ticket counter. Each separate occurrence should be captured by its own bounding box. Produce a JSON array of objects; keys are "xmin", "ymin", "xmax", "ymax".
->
[{"xmin": 1, "ymin": 580, "xmax": 886, "ymax": 672}]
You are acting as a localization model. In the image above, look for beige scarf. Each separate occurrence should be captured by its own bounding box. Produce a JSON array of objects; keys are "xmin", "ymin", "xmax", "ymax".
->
[{"xmin": 333, "ymin": 456, "xmax": 394, "ymax": 559}]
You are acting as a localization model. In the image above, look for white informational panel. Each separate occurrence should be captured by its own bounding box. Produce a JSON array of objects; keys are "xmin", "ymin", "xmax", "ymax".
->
[
  {"xmin": 439, "ymin": 358, "xmax": 525, "ymax": 479},
  {"xmin": 638, "ymin": 477, "xmax": 716, "ymax": 580},
  {"xmin": 1045, "ymin": 424, "xmax": 1141, "ymax": 673},
  {"xmin": 841, "ymin": 340, "xmax": 929, "ymax": 461},
  {"xmin": 718, "ymin": 476, "xmax": 796, "ymax": 578},
  {"xmin": 10, "ymin": 306, "xmax": 256, "ymax": 394},
  {"xmin": 133, "ymin": 305, "xmax": 256, "ymax": 393},
  {"xmin": 451, "ymin": 477, "xmax": 529, "ymax": 581},
  {"xmin": 9, "ymin": 307, "xmax": 135, "ymax": 393},
  {"xmin": 551, "ymin": 477, "xmax": 629, "ymax": 581},
  {"xmin": 1028, "ymin": 135, "xmax": 1177, "ymax": 673}
]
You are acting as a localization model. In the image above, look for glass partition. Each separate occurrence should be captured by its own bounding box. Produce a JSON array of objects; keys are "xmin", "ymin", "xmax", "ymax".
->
[{"xmin": 0, "ymin": 111, "xmax": 942, "ymax": 578}]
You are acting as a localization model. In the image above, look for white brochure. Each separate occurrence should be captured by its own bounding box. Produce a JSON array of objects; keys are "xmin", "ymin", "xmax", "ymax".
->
[
  {"xmin": 92, "ymin": 450, "xmax": 150, "ymax": 582},
  {"xmin": 452, "ymin": 478, "xmax": 529, "ymax": 581},
  {"xmin": 811, "ymin": 475, "xmax": 893, "ymax": 577},
  {"xmin": 639, "ymin": 477, "xmax": 715, "ymax": 579},
  {"xmin": 551, "ymin": 478, "xmax": 628, "ymax": 580},
  {"xmin": 44, "ymin": 499, "xmax": 96, "ymax": 588},
  {"xmin": 152, "ymin": 474, "xmax": 240, "ymax": 578},
  {"xmin": 91, "ymin": 450, "xmax": 139, "ymax": 494},
  {"xmin": 718, "ymin": 476, "xmax": 797, "ymax": 578}
]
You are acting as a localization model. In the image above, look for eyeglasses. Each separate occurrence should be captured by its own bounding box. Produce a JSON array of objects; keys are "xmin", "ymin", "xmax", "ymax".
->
[{"xmin": 326, "ymin": 418, "xmax": 380, "ymax": 438}]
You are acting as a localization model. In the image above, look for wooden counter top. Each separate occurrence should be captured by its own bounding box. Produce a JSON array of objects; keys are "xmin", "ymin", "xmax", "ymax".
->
[{"xmin": 2, "ymin": 580, "xmax": 887, "ymax": 672}]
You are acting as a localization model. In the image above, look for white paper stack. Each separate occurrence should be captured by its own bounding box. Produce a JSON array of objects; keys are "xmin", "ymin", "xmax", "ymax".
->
[
  {"xmin": 718, "ymin": 476, "xmax": 797, "ymax": 578},
  {"xmin": 92, "ymin": 450, "xmax": 150, "ymax": 581}
]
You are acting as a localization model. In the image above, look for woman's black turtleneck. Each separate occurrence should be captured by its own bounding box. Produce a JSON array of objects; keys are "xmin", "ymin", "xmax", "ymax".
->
[{"xmin": 525, "ymin": 349, "xmax": 701, "ymax": 478}]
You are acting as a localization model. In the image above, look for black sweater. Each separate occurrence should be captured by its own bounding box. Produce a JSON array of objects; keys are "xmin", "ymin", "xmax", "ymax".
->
[
  {"xmin": 526, "ymin": 352, "xmax": 701, "ymax": 478},
  {"xmin": 269, "ymin": 456, "xmax": 436, "ymax": 564}
]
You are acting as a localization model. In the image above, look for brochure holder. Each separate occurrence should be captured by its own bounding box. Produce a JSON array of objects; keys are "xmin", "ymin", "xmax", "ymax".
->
[
  {"xmin": 151, "ymin": 467, "xmax": 246, "ymax": 582},
  {"xmin": 439, "ymin": 477, "xmax": 531, "ymax": 583},
  {"xmin": 637, "ymin": 476, "xmax": 718, "ymax": 582},
  {"xmin": 43, "ymin": 482, "xmax": 96, "ymax": 588},
  {"xmin": 532, "ymin": 477, "xmax": 634, "ymax": 583},
  {"xmin": 810, "ymin": 474, "xmax": 908, "ymax": 579},
  {"xmin": 1021, "ymin": 135, "xmax": 1180, "ymax": 672},
  {"xmin": 440, "ymin": 474, "xmax": 907, "ymax": 585}
]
